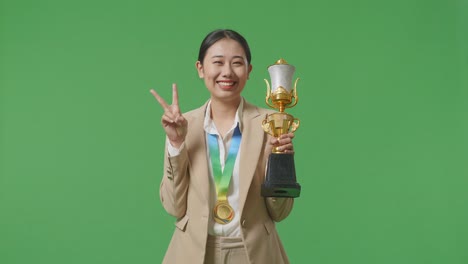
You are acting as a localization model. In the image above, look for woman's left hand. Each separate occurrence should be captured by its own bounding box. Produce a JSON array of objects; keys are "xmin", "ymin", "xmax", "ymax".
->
[{"xmin": 270, "ymin": 132, "xmax": 295, "ymax": 153}]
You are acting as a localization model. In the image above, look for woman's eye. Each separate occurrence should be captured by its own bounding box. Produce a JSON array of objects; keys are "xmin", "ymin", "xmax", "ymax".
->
[
  {"xmin": 233, "ymin": 61, "xmax": 243, "ymax": 65},
  {"xmin": 214, "ymin": 61, "xmax": 223, "ymax": 65}
]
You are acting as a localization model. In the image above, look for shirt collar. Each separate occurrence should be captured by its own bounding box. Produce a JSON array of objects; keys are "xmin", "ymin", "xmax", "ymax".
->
[{"xmin": 204, "ymin": 98, "xmax": 244, "ymax": 135}]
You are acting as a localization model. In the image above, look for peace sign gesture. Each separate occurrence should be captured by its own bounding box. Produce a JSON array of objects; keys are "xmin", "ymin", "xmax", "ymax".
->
[{"xmin": 150, "ymin": 83, "xmax": 187, "ymax": 148}]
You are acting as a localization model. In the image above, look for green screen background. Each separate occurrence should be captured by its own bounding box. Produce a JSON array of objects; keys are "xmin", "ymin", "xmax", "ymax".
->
[{"xmin": 1, "ymin": 0, "xmax": 467, "ymax": 263}]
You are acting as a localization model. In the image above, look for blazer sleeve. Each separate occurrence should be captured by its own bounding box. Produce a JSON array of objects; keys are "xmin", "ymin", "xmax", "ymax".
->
[
  {"xmin": 266, "ymin": 197, "xmax": 294, "ymax": 222},
  {"xmin": 159, "ymin": 141, "xmax": 190, "ymax": 219}
]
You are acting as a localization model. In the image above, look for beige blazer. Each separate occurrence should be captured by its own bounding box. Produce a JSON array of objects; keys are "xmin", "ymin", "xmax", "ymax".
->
[{"xmin": 160, "ymin": 99, "xmax": 294, "ymax": 264}]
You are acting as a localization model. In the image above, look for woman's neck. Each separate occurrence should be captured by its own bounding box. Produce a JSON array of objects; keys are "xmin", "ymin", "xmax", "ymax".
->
[
  {"xmin": 210, "ymin": 96, "xmax": 241, "ymax": 137},
  {"xmin": 210, "ymin": 96, "xmax": 240, "ymax": 119}
]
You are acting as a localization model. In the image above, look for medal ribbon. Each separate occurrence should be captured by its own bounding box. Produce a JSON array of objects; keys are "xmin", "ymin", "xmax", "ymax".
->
[{"xmin": 208, "ymin": 124, "xmax": 242, "ymax": 201}]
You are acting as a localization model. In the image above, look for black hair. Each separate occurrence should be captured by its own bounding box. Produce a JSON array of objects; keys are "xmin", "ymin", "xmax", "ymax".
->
[{"xmin": 197, "ymin": 29, "xmax": 251, "ymax": 65}]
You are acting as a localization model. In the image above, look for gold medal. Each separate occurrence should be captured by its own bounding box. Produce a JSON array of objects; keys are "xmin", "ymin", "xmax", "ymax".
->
[{"xmin": 213, "ymin": 200, "xmax": 234, "ymax": 224}]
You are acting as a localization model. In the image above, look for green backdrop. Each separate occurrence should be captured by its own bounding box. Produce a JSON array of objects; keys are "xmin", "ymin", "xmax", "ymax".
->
[{"xmin": 1, "ymin": 0, "xmax": 467, "ymax": 263}]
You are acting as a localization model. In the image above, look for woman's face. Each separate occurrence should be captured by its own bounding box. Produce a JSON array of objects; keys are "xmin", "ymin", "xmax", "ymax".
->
[{"xmin": 196, "ymin": 38, "xmax": 252, "ymax": 103}]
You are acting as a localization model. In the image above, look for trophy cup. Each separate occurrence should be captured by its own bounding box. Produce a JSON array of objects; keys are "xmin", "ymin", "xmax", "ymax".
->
[{"xmin": 261, "ymin": 58, "xmax": 301, "ymax": 198}]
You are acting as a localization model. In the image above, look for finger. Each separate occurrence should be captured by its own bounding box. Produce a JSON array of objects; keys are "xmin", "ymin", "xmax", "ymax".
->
[
  {"xmin": 270, "ymin": 137, "xmax": 279, "ymax": 145},
  {"xmin": 280, "ymin": 133, "xmax": 295, "ymax": 140},
  {"xmin": 162, "ymin": 111, "xmax": 181, "ymax": 123},
  {"xmin": 278, "ymin": 137, "xmax": 292, "ymax": 145},
  {"xmin": 164, "ymin": 110, "xmax": 179, "ymax": 120},
  {"xmin": 150, "ymin": 89, "xmax": 170, "ymax": 109},
  {"xmin": 172, "ymin": 83, "xmax": 180, "ymax": 111},
  {"xmin": 161, "ymin": 115, "xmax": 175, "ymax": 125},
  {"xmin": 175, "ymin": 115, "xmax": 186, "ymax": 125},
  {"xmin": 278, "ymin": 143, "xmax": 294, "ymax": 152},
  {"xmin": 162, "ymin": 112, "xmax": 178, "ymax": 124}
]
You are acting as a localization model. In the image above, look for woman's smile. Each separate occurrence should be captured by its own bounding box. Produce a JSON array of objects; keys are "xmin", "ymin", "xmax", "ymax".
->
[{"xmin": 217, "ymin": 80, "xmax": 236, "ymax": 89}]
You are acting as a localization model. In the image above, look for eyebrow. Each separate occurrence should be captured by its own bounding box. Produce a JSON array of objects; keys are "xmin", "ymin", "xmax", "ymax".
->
[{"xmin": 211, "ymin": 55, "xmax": 245, "ymax": 59}]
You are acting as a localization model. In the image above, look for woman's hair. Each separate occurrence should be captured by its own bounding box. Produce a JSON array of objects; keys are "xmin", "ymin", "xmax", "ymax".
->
[{"xmin": 197, "ymin": 29, "xmax": 251, "ymax": 65}]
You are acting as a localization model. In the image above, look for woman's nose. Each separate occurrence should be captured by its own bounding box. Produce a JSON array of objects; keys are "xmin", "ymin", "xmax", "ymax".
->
[{"xmin": 221, "ymin": 64, "xmax": 233, "ymax": 77}]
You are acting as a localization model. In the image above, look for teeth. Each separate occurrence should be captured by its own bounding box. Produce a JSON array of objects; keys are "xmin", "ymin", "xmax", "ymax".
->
[{"xmin": 218, "ymin": 81, "xmax": 234, "ymax": 86}]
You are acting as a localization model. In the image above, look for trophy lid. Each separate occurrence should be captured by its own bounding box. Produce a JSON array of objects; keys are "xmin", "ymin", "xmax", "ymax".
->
[
  {"xmin": 268, "ymin": 58, "xmax": 288, "ymax": 68},
  {"xmin": 275, "ymin": 58, "xmax": 288, "ymax": 65}
]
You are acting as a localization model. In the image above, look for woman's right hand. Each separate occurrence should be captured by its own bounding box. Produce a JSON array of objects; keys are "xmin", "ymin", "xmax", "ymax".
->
[{"xmin": 150, "ymin": 83, "xmax": 187, "ymax": 148}]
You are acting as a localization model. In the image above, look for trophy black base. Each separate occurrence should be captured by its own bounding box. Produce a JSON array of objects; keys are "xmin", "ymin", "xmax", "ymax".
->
[{"xmin": 261, "ymin": 153, "xmax": 301, "ymax": 198}]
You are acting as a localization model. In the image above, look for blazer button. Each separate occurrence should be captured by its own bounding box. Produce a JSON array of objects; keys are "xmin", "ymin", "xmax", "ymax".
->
[{"xmin": 241, "ymin": 219, "xmax": 246, "ymax": 227}]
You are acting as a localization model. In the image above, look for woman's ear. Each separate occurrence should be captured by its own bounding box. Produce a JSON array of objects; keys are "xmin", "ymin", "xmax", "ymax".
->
[
  {"xmin": 195, "ymin": 61, "xmax": 204, "ymax": 78},
  {"xmin": 247, "ymin": 64, "xmax": 253, "ymax": 79}
]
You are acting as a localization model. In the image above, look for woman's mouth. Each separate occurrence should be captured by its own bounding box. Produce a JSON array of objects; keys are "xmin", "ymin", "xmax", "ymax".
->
[{"xmin": 217, "ymin": 81, "xmax": 236, "ymax": 89}]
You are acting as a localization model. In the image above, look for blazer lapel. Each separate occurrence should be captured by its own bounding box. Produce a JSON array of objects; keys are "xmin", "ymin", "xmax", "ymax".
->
[{"xmin": 238, "ymin": 100, "xmax": 266, "ymax": 214}]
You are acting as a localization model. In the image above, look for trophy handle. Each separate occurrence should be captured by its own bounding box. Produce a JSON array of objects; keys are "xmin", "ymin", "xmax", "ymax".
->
[
  {"xmin": 290, "ymin": 118, "xmax": 300, "ymax": 133},
  {"xmin": 264, "ymin": 79, "xmax": 276, "ymax": 109},
  {"xmin": 286, "ymin": 78, "xmax": 299, "ymax": 109}
]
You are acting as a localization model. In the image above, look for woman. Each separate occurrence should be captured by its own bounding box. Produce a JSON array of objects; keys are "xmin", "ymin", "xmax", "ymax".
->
[{"xmin": 151, "ymin": 29, "xmax": 295, "ymax": 264}]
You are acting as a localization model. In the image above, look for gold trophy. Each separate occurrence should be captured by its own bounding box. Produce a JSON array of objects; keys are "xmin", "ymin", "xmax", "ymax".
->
[{"xmin": 261, "ymin": 58, "xmax": 301, "ymax": 198}]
